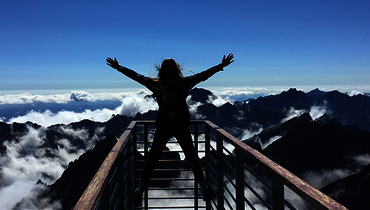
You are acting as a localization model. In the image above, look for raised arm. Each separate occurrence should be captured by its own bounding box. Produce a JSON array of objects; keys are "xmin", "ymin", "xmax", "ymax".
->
[
  {"xmin": 221, "ymin": 53, "xmax": 234, "ymax": 68},
  {"xmin": 106, "ymin": 57, "xmax": 152, "ymax": 87},
  {"xmin": 187, "ymin": 53, "xmax": 234, "ymax": 88}
]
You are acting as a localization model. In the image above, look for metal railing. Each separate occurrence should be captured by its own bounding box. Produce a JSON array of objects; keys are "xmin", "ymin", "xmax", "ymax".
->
[{"xmin": 74, "ymin": 120, "xmax": 347, "ymax": 210}]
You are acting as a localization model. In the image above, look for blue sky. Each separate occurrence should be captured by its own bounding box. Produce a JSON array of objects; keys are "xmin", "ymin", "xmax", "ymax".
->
[{"xmin": 1, "ymin": 0, "xmax": 370, "ymax": 93}]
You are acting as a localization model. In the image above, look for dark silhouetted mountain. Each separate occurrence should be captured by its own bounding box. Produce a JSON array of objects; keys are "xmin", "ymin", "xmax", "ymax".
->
[
  {"xmin": 248, "ymin": 88, "xmax": 314, "ymax": 111},
  {"xmin": 320, "ymin": 164, "xmax": 370, "ymax": 209},
  {"xmin": 188, "ymin": 88, "xmax": 214, "ymax": 104},
  {"xmin": 315, "ymin": 90, "xmax": 370, "ymax": 130},
  {"xmin": 133, "ymin": 110, "xmax": 157, "ymax": 121},
  {"xmin": 306, "ymin": 88, "xmax": 328, "ymax": 99},
  {"xmin": 234, "ymin": 87, "xmax": 370, "ymax": 131},
  {"xmin": 244, "ymin": 112, "xmax": 313, "ymax": 149},
  {"xmin": 103, "ymin": 114, "xmax": 133, "ymax": 137},
  {"xmin": 260, "ymin": 113, "xmax": 370, "ymax": 177},
  {"xmin": 3, "ymin": 87, "xmax": 370, "ymax": 209},
  {"xmin": 0, "ymin": 121, "xmax": 42, "ymax": 149}
]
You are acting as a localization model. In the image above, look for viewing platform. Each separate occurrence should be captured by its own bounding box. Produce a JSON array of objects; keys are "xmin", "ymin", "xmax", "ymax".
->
[{"xmin": 73, "ymin": 120, "xmax": 347, "ymax": 210}]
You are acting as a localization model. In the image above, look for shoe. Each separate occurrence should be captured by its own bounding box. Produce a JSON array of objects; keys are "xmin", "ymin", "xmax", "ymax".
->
[
  {"xmin": 202, "ymin": 187, "xmax": 213, "ymax": 201},
  {"xmin": 133, "ymin": 188, "xmax": 143, "ymax": 204}
]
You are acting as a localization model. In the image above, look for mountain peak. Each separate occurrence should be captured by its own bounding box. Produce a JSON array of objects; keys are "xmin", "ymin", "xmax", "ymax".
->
[
  {"xmin": 306, "ymin": 88, "xmax": 327, "ymax": 99},
  {"xmin": 188, "ymin": 88, "xmax": 214, "ymax": 104}
]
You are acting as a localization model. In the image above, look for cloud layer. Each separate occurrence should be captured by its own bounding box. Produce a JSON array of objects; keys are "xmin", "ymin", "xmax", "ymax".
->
[
  {"xmin": 5, "ymin": 92, "xmax": 158, "ymax": 127},
  {"xmin": 0, "ymin": 90, "xmax": 143, "ymax": 105},
  {"xmin": 0, "ymin": 124, "xmax": 104, "ymax": 210},
  {"xmin": 0, "ymin": 87, "xmax": 369, "ymax": 209},
  {"xmin": 3, "ymin": 89, "xmax": 235, "ymax": 127}
]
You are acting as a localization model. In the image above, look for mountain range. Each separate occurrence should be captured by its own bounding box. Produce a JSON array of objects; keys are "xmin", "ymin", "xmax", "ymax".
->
[{"xmin": 1, "ymin": 87, "xmax": 370, "ymax": 209}]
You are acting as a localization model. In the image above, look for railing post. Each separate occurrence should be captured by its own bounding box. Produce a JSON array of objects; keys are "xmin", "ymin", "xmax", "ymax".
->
[
  {"xmin": 271, "ymin": 176, "xmax": 284, "ymax": 210},
  {"xmin": 143, "ymin": 123, "xmax": 149, "ymax": 210},
  {"xmin": 75, "ymin": 120, "xmax": 349, "ymax": 210},
  {"xmin": 130, "ymin": 124, "xmax": 137, "ymax": 210},
  {"xmin": 97, "ymin": 187, "xmax": 109, "ymax": 210},
  {"xmin": 216, "ymin": 132, "xmax": 224, "ymax": 209},
  {"xmin": 205, "ymin": 125, "xmax": 211, "ymax": 210},
  {"xmin": 235, "ymin": 149, "xmax": 245, "ymax": 210},
  {"xmin": 122, "ymin": 142, "xmax": 129, "ymax": 210},
  {"xmin": 131, "ymin": 124, "xmax": 138, "ymax": 210},
  {"xmin": 194, "ymin": 123, "xmax": 199, "ymax": 210}
]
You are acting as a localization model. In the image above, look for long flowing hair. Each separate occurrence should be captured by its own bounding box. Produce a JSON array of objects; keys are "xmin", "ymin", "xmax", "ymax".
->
[{"xmin": 155, "ymin": 58, "xmax": 186, "ymax": 105}]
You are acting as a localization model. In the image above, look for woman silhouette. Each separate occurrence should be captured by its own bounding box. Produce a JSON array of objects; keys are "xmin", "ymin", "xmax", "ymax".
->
[{"xmin": 106, "ymin": 53, "xmax": 234, "ymax": 202}]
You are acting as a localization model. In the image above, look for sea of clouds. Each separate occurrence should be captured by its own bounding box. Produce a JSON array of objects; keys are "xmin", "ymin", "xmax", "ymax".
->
[
  {"xmin": 0, "ymin": 89, "xmax": 236, "ymax": 127},
  {"xmin": 0, "ymin": 125, "xmax": 102, "ymax": 210},
  {"xmin": 0, "ymin": 89, "xmax": 235, "ymax": 210},
  {"xmin": 0, "ymin": 87, "xmax": 367, "ymax": 209}
]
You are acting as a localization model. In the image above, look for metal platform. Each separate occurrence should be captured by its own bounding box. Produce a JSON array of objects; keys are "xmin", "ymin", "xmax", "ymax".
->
[{"xmin": 74, "ymin": 120, "xmax": 347, "ymax": 210}]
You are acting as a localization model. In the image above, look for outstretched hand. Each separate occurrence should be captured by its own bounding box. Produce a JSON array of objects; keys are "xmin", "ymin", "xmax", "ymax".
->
[
  {"xmin": 221, "ymin": 53, "xmax": 234, "ymax": 67},
  {"xmin": 106, "ymin": 57, "xmax": 121, "ymax": 69}
]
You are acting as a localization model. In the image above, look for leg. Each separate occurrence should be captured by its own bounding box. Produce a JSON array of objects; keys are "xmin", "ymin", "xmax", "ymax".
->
[
  {"xmin": 174, "ymin": 127, "xmax": 205, "ymax": 181},
  {"xmin": 140, "ymin": 127, "xmax": 172, "ymax": 184}
]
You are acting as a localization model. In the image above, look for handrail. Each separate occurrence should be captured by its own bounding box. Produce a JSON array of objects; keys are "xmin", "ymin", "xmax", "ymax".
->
[
  {"xmin": 74, "ymin": 120, "xmax": 347, "ymax": 210},
  {"xmin": 73, "ymin": 121, "xmax": 136, "ymax": 210},
  {"xmin": 204, "ymin": 120, "xmax": 347, "ymax": 210}
]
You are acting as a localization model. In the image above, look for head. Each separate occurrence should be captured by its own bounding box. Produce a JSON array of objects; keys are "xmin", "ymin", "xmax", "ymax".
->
[
  {"xmin": 160, "ymin": 58, "xmax": 179, "ymax": 71},
  {"xmin": 157, "ymin": 58, "xmax": 183, "ymax": 83}
]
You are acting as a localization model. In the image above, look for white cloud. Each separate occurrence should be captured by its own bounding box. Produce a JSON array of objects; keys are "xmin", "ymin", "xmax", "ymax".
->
[
  {"xmin": 11, "ymin": 183, "xmax": 62, "ymax": 210},
  {"xmin": 212, "ymin": 86, "xmax": 370, "ymax": 102},
  {"xmin": 206, "ymin": 91, "xmax": 233, "ymax": 107},
  {"xmin": 309, "ymin": 106, "xmax": 326, "ymax": 120},
  {"xmin": 58, "ymin": 126, "xmax": 104, "ymax": 151},
  {"xmin": 116, "ymin": 94, "xmax": 158, "ymax": 117},
  {"xmin": 0, "ymin": 93, "xmax": 71, "ymax": 104},
  {"xmin": 284, "ymin": 187, "xmax": 311, "ymax": 210},
  {"xmin": 239, "ymin": 123, "xmax": 263, "ymax": 140},
  {"xmin": 302, "ymin": 169, "xmax": 354, "ymax": 189},
  {"xmin": 352, "ymin": 154, "xmax": 370, "ymax": 166},
  {"xmin": 6, "ymin": 92, "xmax": 158, "ymax": 127},
  {"xmin": 1, "ymin": 86, "xmax": 370, "ymax": 105},
  {"xmin": 57, "ymin": 139, "xmax": 86, "ymax": 164},
  {"xmin": 301, "ymin": 153, "xmax": 370, "ymax": 190},
  {"xmin": 261, "ymin": 135, "xmax": 282, "ymax": 150},
  {"xmin": 8, "ymin": 109, "xmax": 114, "ymax": 127},
  {"xmin": 348, "ymin": 90, "xmax": 363, "ymax": 96},
  {"xmin": 0, "ymin": 180, "xmax": 36, "ymax": 210},
  {"xmin": 281, "ymin": 107, "xmax": 306, "ymax": 123},
  {"xmin": 215, "ymin": 86, "xmax": 284, "ymax": 100},
  {"xmin": 0, "ymin": 89, "xmax": 151, "ymax": 105},
  {"xmin": 187, "ymin": 96, "xmax": 206, "ymax": 120},
  {"xmin": 1, "ymin": 126, "xmax": 83, "ymax": 184},
  {"xmin": 278, "ymin": 103, "xmax": 331, "ymax": 123},
  {"xmin": 0, "ymin": 124, "xmax": 104, "ymax": 210},
  {"xmin": 309, "ymin": 102, "xmax": 332, "ymax": 121},
  {"xmin": 69, "ymin": 91, "xmax": 94, "ymax": 102}
]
